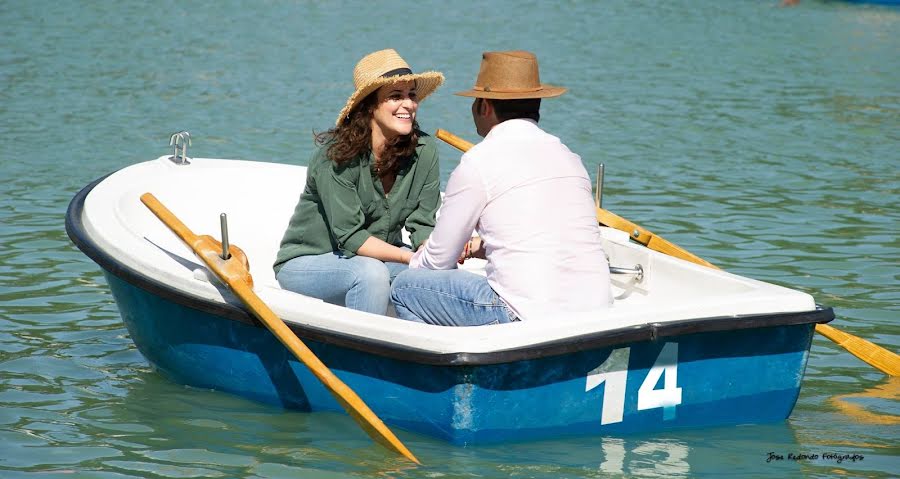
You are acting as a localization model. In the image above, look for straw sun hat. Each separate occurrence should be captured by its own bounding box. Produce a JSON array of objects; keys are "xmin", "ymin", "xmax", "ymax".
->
[
  {"xmin": 455, "ymin": 50, "xmax": 566, "ymax": 100},
  {"xmin": 335, "ymin": 49, "xmax": 445, "ymax": 127}
]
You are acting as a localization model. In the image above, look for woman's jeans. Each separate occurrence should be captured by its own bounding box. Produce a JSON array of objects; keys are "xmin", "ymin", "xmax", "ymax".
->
[
  {"xmin": 390, "ymin": 268, "xmax": 519, "ymax": 326},
  {"xmin": 276, "ymin": 252, "xmax": 407, "ymax": 315}
]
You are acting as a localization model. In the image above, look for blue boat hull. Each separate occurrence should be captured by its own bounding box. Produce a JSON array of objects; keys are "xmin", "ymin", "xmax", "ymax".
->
[{"xmin": 105, "ymin": 271, "xmax": 816, "ymax": 444}]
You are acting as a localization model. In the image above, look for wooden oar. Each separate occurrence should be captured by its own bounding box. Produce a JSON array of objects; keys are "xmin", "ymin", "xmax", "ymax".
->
[
  {"xmin": 593, "ymin": 207, "xmax": 716, "ymax": 268},
  {"xmin": 434, "ymin": 129, "xmax": 900, "ymax": 377},
  {"xmin": 814, "ymin": 324, "xmax": 899, "ymax": 376},
  {"xmin": 140, "ymin": 193, "xmax": 420, "ymax": 464}
]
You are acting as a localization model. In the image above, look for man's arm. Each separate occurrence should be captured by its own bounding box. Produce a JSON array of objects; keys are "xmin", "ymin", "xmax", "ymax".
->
[{"xmin": 409, "ymin": 158, "xmax": 486, "ymax": 270}]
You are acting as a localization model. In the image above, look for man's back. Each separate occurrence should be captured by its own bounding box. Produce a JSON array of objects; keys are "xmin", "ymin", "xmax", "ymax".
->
[{"xmin": 461, "ymin": 119, "xmax": 611, "ymax": 320}]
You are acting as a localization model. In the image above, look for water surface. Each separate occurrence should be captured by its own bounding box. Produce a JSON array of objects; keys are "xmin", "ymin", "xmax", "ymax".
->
[{"xmin": 1, "ymin": 0, "xmax": 898, "ymax": 477}]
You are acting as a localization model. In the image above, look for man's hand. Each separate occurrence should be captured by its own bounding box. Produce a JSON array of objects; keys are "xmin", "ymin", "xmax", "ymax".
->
[
  {"xmin": 469, "ymin": 236, "xmax": 486, "ymax": 260},
  {"xmin": 458, "ymin": 236, "xmax": 486, "ymax": 264}
]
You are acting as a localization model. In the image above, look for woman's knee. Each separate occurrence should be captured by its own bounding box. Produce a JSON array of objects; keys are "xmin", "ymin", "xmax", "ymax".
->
[
  {"xmin": 342, "ymin": 257, "xmax": 392, "ymax": 314},
  {"xmin": 350, "ymin": 256, "xmax": 391, "ymax": 291}
]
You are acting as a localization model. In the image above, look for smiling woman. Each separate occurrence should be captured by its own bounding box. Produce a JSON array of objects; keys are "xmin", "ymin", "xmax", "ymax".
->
[
  {"xmin": 273, "ymin": 49, "xmax": 445, "ymax": 315},
  {"xmin": 372, "ymin": 81, "xmax": 418, "ymax": 143},
  {"xmin": 369, "ymin": 80, "xmax": 419, "ymax": 192}
]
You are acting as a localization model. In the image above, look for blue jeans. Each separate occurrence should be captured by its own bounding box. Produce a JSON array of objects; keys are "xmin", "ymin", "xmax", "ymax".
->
[
  {"xmin": 276, "ymin": 252, "xmax": 407, "ymax": 315},
  {"xmin": 390, "ymin": 268, "xmax": 519, "ymax": 326}
]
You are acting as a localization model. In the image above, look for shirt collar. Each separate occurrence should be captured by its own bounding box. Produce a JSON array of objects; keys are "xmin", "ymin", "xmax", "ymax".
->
[{"xmin": 485, "ymin": 118, "xmax": 539, "ymax": 140}]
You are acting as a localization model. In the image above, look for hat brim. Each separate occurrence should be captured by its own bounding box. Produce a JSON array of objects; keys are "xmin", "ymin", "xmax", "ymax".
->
[
  {"xmin": 335, "ymin": 71, "xmax": 445, "ymax": 127},
  {"xmin": 454, "ymin": 84, "xmax": 567, "ymax": 100}
]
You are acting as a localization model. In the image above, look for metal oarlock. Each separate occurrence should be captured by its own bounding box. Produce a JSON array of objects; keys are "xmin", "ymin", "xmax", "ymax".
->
[
  {"xmin": 595, "ymin": 163, "xmax": 605, "ymax": 208},
  {"xmin": 610, "ymin": 264, "xmax": 644, "ymax": 283},
  {"xmin": 220, "ymin": 213, "xmax": 231, "ymax": 260},
  {"xmin": 168, "ymin": 131, "xmax": 192, "ymax": 165}
]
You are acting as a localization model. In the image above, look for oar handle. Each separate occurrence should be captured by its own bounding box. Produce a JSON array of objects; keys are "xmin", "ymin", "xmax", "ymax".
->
[
  {"xmin": 435, "ymin": 129, "xmax": 474, "ymax": 152},
  {"xmin": 141, "ymin": 193, "xmax": 201, "ymax": 245}
]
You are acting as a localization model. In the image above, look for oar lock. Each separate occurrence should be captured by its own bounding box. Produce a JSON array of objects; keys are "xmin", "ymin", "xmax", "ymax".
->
[{"xmin": 219, "ymin": 213, "xmax": 231, "ymax": 260}]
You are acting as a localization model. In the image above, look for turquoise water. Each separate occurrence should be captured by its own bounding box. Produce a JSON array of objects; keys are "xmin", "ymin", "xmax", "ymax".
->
[{"xmin": 2, "ymin": 0, "xmax": 898, "ymax": 477}]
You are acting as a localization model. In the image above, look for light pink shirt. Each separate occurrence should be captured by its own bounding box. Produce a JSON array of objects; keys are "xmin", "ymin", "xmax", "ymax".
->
[{"xmin": 410, "ymin": 119, "xmax": 611, "ymax": 321}]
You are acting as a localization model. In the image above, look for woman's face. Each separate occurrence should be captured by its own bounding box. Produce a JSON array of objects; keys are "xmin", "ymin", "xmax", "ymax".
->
[{"xmin": 370, "ymin": 80, "xmax": 418, "ymax": 139}]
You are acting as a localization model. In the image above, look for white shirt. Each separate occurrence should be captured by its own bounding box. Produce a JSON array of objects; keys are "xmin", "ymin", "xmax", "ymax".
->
[{"xmin": 410, "ymin": 119, "xmax": 611, "ymax": 321}]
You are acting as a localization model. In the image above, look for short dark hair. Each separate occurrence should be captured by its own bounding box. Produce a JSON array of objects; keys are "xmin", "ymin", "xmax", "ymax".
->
[{"xmin": 489, "ymin": 98, "xmax": 541, "ymax": 123}]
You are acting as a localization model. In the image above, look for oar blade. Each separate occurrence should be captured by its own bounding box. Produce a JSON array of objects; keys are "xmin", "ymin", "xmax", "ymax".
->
[
  {"xmin": 816, "ymin": 324, "xmax": 900, "ymax": 376},
  {"xmin": 226, "ymin": 281, "xmax": 421, "ymax": 464},
  {"xmin": 226, "ymin": 279, "xmax": 420, "ymax": 463},
  {"xmin": 332, "ymin": 388, "xmax": 421, "ymax": 464}
]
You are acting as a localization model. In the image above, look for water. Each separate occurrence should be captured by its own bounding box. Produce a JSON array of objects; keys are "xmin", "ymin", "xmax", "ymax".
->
[{"xmin": 2, "ymin": 0, "xmax": 898, "ymax": 477}]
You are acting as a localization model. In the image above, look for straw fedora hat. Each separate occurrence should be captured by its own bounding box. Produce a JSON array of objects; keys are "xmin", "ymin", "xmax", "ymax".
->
[
  {"xmin": 455, "ymin": 50, "xmax": 566, "ymax": 100},
  {"xmin": 335, "ymin": 49, "xmax": 444, "ymax": 126}
]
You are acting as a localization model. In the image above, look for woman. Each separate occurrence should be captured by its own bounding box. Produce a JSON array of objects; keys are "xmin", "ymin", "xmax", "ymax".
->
[{"xmin": 273, "ymin": 49, "xmax": 444, "ymax": 315}]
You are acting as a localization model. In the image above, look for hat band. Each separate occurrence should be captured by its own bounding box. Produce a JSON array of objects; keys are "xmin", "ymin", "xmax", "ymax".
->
[
  {"xmin": 473, "ymin": 85, "xmax": 543, "ymax": 93},
  {"xmin": 381, "ymin": 67, "xmax": 413, "ymax": 78}
]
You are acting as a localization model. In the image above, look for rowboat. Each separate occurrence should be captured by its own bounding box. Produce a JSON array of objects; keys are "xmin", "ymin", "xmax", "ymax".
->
[{"xmin": 65, "ymin": 151, "xmax": 834, "ymax": 445}]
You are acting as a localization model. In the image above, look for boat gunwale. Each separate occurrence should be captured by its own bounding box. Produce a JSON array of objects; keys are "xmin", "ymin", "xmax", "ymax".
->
[{"xmin": 66, "ymin": 171, "xmax": 835, "ymax": 367}]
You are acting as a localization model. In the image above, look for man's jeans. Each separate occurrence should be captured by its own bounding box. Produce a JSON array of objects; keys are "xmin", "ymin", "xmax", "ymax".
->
[
  {"xmin": 276, "ymin": 252, "xmax": 407, "ymax": 315},
  {"xmin": 390, "ymin": 268, "xmax": 519, "ymax": 326}
]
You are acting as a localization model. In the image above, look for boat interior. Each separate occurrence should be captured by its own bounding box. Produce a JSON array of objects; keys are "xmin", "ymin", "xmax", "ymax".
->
[{"xmin": 77, "ymin": 157, "xmax": 819, "ymax": 355}]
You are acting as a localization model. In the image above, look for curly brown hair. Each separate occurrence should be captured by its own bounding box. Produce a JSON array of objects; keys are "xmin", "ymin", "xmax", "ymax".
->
[{"xmin": 315, "ymin": 91, "xmax": 420, "ymax": 178}]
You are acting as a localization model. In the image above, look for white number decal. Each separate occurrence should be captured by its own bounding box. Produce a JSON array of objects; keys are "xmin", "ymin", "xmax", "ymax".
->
[
  {"xmin": 637, "ymin": 342, "xmax": 683, "ymax": 420},
  {"xmin": 586, "ymin": 343, "xmax": 682, "ymax": 424},
  {"xmin": 585, "ymin": 347, "xmax": 630, "ymax": 425}
]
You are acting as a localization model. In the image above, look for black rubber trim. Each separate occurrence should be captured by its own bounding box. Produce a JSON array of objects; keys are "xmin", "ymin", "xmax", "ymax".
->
[{"xmin": 66, "ymin": 172, "xmax": 835, "ymax": 367}]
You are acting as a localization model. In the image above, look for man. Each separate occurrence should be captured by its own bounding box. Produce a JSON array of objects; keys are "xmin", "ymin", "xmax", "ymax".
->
[{"xmin": 390, "ymin": 50, "xmax": 611, "ymax": 326}]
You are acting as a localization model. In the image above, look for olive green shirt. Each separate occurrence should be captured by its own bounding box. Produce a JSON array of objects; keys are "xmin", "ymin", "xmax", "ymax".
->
[{"xmin": 273, "ymin": 135, "xmax": 441, "ymax": 273}]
